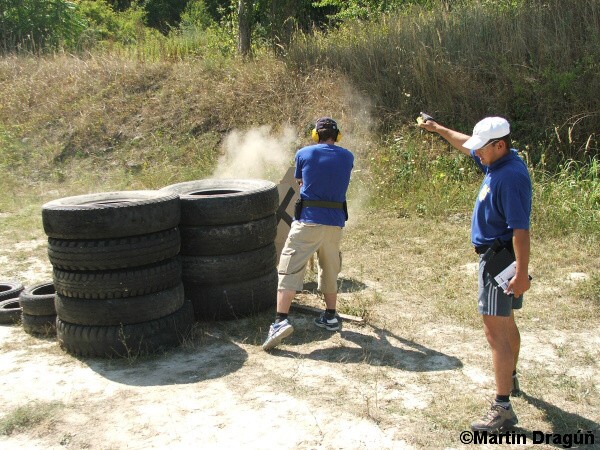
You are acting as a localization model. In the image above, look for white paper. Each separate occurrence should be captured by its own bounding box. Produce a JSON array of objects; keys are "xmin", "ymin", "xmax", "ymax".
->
[{"xmin": 494, "ymin": 261, "xmax": 517, "ymax": 290}]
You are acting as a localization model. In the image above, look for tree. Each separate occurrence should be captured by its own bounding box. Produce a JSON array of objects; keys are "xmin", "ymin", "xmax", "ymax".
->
[{"xmin": 237, "ymin": 0, "xmax": 252, "ymax": 55}]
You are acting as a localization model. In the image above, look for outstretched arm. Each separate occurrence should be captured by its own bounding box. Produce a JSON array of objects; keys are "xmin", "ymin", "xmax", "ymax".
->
[{"xmin": 418, "ymin": 120, "xmax": 472, "ymax": 156}]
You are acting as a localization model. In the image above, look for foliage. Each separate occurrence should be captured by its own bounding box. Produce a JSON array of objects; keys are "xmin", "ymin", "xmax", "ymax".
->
[
  {"xmin": 0, "ymin": 0, "xmax": 86, "ymax": 53},
  {"xmin": 76, "ymin": 0, "xmax": 148, "ymax": 47},
  {"xmin": 312, "ymin": 0, "xmax": 431, "ymax": 21},
  {"xmin": 288, "ymin": 0, "xmax": 600, "ymax": 165}
]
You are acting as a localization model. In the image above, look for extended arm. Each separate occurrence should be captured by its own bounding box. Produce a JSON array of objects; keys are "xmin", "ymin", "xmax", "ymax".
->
[{"xmin": 418, "ymin": 120, "xmax": 472, "ymax": 156}]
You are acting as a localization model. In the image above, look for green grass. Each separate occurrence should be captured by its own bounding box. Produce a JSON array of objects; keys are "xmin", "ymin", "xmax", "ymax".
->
[{"xmin": 0, "ymin": 401, "xmax": 64, "ymax": 436}]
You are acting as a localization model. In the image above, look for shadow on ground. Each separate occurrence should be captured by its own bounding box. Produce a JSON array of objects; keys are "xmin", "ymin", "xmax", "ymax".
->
[
  {"xmin": 270, "ymin": 318, "xmax": 463, "ymax": 372},
  {"xmin": 512, "ymin": 392, "xmax": 599, "ymax": 448},
  {"xmin": 302, "ymin": 277, "xmax": 368, "ymax": 294},
  {"xmin": 78, "ymin": 324, "xmax": 250, "ymax": 387}
]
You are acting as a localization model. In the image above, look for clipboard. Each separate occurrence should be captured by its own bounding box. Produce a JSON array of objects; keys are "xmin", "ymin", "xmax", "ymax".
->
[{"xmin": 483, "ymin": 248, "xmax": 515, "ymax": 289}]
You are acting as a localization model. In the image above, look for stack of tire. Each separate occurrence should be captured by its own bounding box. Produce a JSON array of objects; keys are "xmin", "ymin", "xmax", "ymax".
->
[
  {"xmin": 19, "ymin": 282, "xmax": 57, "ymax": 336},
  {"xmin": 42, "ymin": 191, "xmax": 194, "ymax": 357},
  {"xmin": 161, "ymin": 179, "xmax": 279, "ymax": 320},
  {"xmin": 0, "ymin": 281, "xmax": 24, "ymax": 325}
]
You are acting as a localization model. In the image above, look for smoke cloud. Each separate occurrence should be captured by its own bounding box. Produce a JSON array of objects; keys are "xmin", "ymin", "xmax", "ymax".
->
[{"xmin": 212, "ymin": 125, "xmax": 297, "ymax": 181}]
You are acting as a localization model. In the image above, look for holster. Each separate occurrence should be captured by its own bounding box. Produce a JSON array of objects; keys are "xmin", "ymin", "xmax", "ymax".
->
[{"xmin": 294, "ymin": 198, "xmax": 303, "ymax": 220}]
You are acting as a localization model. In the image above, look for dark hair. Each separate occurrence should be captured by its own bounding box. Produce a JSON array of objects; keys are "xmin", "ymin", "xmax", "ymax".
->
[
  {"xmin": 317, "ymin": 128, "xmax": 339, "ymax": 142},
  {"xmin": 499, "ymin": 134, "xmax": 512, "ymax": 149}
]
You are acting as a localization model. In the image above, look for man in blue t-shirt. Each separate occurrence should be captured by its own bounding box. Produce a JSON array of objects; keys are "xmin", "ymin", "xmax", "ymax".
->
[
  {"xmin": 419, "ymin": 116, "xmax": 532, "ymax": 433},
  {"xmin": 263, "ymin": 117, "xmax": 354, "ymax": 351}
]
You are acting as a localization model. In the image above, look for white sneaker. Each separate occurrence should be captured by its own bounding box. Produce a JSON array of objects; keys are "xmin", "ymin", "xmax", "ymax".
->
[{"xmin": 262, "ymin": 319, "xmax": 294, "ymax": 350}]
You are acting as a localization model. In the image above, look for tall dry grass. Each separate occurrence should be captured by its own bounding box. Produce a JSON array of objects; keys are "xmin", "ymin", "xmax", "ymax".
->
[{"xmin": 287, "ymin": 0, "xmax": 600, "ymax": 166}]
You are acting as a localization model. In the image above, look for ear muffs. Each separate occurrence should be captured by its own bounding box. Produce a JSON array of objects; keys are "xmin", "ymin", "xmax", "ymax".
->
[
  {"xmin": 311, "ymin": 128, "xmax": 319, "ymax": 143},
  {"xmin": 311, "ymin": 129, "xmax": 342, "ymax": 143}
]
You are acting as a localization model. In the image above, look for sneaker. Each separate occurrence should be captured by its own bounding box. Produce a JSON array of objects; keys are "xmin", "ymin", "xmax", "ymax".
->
[
  {"xmin": 314, "ymin": 312, "xmax": 342, "ymax": 331},
  {"xmin": 471, "ymin": 403, "xmax": 518, "ymax": 432},
  {"xmin": 262, "ymin": 319, "xmax": 294, "ymax": 350},
  {"xmin": 511, "ymin": 375, "xmax": 522, "ymax": 397}
]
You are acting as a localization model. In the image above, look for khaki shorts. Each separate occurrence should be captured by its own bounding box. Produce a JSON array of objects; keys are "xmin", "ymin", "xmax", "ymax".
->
[{"xmin": 278, "ymin": 222, "xmax": 343, "ymax": 294}]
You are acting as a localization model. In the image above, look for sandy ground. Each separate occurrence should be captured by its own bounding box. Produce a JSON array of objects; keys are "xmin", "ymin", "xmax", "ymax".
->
[{"xmin": 0, "ymin": 230, "xmax": 598, "ymax": 449}]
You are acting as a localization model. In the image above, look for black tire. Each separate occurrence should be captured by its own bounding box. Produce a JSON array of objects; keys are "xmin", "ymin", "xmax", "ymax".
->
[
  {"xmin": 19, "ymin": 282, "xmax": 56, "ymax": 316},
  {"xmin": 185, "ymin": 270, "xmax": 277, "ymax": 320},
  {"xmin": 21, "ymin": 313, "xmax": 56, "ymax": 335},
  {"xmin": 48, "ymin": 228, "xmax": 181, "ymax": 270},
  {"xmin": 180, "ymin": 243, "xmax": 276, "ymax": 285},
  {"xmin": 53, "ymin": 258, "xmax": 181, "ymax": 299},
  {"xmin": 0, "ymin": 280, "xmax": 24, "ymax": 301},
  {"xmin": 55, "ymin": 283, "xmax": 185, "ymax": 326},
  {"xmin": 0, "ymin": 299, "xmax": 22, "ymax": 324},
  {"xmin": 56, "ymin": 299, "xmax": 194, "ymax": 358},
  {"xmin": 180, "ymin": 215, "xmax": 277, "ymax": 256},
  {"xmin": 161, "ymin": 179, "xmax": 278, "ymax": 226},
  {"xmin": 42, "ymin": 190, "xmax": 180, "ymax": 239}
]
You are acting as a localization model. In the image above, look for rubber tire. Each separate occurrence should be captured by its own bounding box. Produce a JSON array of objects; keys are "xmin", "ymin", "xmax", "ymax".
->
[
  {"xmin": 161, "ymin": 179, "xmax": 278, "ymax": 226},
  {"xmin": 179, "ymin": 215, "xmax": 277, "ymax": 256},
  {"xmin": 19, "ymin": 282, "xmax": 56, "ymax": 316},
  {"xmin": 53, "ymin": 258, "xmax": 181, "ymax": 299},
  {"xmin": 21, "ymin": 313, "xmax": 56, "ymax": 335},
  {"xmin": 55, "ymin": 283, "xmax": 185, "ymax": 326},
  {"xmin": 42, "ymin": 190, "xmax": 180, "ymax": 239},
  {"xmin": 185, "ymin": 270, "xmax": 277, "ymax": 320},
  {"xmin": 48, "ymin": 228, "xmax": 181, "ymax": 270},
  {"xmin": 0, "ymin": 280, "xmax": 24, "ymax": 301},
  {"xmin": 0, "ymin": 299, "xmax": 22, "ymax": 324},
  {"xmin": 56, "ymin": 299, "xmax": 194, "ymax": 358},
  {"xmin": 180, "ymin": 243, "xmax": 276, "ymax": 285}
]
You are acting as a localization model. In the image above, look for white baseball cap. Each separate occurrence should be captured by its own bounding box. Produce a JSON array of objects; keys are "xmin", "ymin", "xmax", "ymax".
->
[{"xmin": 463, "ymin": 117, "xmax": 511, "ymax": 151}]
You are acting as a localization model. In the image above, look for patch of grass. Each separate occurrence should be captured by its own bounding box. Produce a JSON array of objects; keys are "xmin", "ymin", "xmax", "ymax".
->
[
  {"xmin": 0, "ymin": 401, "xmax": 64, "ymax": 436},
  {"xmin": 338, "ymin": 291, "xmax": 381, "ymax": 323},
  {"xmin": 575, "ymin": 273, "xmax": 600, "ymax": 307}
]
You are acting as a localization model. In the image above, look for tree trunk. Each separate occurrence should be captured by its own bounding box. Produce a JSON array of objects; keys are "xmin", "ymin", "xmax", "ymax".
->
[{"xmin": 237, "ymin": 0, "xmax": 252, "ymax": 56}]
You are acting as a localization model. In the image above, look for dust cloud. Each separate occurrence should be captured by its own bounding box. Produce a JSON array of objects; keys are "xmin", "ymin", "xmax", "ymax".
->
[{"xmin": 212, "ymin": 125, "xmax": 297, "ymax": 181}]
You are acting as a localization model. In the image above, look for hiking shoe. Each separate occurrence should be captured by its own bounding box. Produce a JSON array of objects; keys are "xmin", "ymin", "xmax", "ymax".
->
[
  {"xmin": 314, "ymin": 312, "xmax": 342, "ymax": 331},
  {"xmin": 471, "ymin": 403, "xmax": 518, "ymax": 432},
  {"xmin": 262, "ymin": 319, "xmax": 294, "ymax": 350},
  {"xmin": 511, "ymin": 374, "xmax": 522, "ymax": 397}
]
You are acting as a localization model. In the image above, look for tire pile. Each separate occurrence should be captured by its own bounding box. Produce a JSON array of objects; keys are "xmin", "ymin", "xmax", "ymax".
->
[
  {"xmin": 42, "ymin": 191, "xmax": 194, "ymax": 357},
  {"xmin": 20, "ymin": 282, "xmax": 57, "ymax": 335},
  {"xmin": 161, "ymin": 179, "xmax": 279, "ymax": 320},
  {"xmin": 0, "ymin": 281, "xmax": 57, "ymax": 335}
]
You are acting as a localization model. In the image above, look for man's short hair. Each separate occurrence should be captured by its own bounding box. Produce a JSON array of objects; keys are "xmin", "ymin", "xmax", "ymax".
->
[{"xmin": 315, "ymin": 117, "xmax": 339, "ymax": 142}]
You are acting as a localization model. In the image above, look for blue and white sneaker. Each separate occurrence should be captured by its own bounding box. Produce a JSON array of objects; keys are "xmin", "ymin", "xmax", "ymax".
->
[
  {"xmin": 262, "ymin": 319, "xmax": 294, "ymax": 350},
  {"xmin": 314, "ymin": 312, "xmax": 342, "ymax": 331}
]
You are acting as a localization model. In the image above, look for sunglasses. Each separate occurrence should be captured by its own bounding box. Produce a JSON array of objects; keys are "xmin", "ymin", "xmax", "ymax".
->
[{"xmin": 481, "ymin": 139, "xmax": 500, "ymax": 149}]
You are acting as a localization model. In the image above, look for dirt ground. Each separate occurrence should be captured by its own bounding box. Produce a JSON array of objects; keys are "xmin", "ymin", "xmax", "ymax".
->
[{"xmin": 0, "ymin": 213, "xmax": 598, "ymax": 449}]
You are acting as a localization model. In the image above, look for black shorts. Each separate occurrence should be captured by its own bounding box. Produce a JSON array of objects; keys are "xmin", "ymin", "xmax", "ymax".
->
[{"xmin": 478, "ymin": 256, "xmax": 523, "ymax": 316}]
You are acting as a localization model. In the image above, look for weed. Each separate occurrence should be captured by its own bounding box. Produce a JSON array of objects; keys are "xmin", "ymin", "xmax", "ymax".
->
[{"xmin": 0, "ymin": 401, "xmax": 64, "ymax": 436}]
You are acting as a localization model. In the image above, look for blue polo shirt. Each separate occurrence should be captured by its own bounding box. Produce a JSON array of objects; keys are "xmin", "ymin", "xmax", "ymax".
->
[
  {"xmin": 295, "ymin": 143, "xmax": 354, "ymax": 227},
  {"xmin": 470, "ymin": 149, "xmax": 532, "ymax": 247}
]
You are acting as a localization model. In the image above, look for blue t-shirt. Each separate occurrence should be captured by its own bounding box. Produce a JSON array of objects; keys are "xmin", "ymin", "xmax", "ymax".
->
[
  {"xmin": 295, "ymin": 143, "xmax": 354, "ymax": 227},
  {"xmin": 470, "ymin": 149, "xmax": 532, "ymax": 246}
]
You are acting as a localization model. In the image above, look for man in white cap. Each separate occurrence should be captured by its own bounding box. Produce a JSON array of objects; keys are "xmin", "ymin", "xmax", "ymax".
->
[{"xmin": 419, "ymin": 116, "xmax": 532, "ymax": 432}]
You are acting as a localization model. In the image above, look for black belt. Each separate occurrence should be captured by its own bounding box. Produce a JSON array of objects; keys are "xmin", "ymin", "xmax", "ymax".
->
[{"xmin": 475, "ymin": 240, "xmax": 513, "ymax": 255}]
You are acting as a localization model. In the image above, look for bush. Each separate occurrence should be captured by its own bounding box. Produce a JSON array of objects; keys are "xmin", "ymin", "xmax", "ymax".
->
[{"xmin": 0, "ymin": 0, "xmax": 86, "ymax": 53}]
